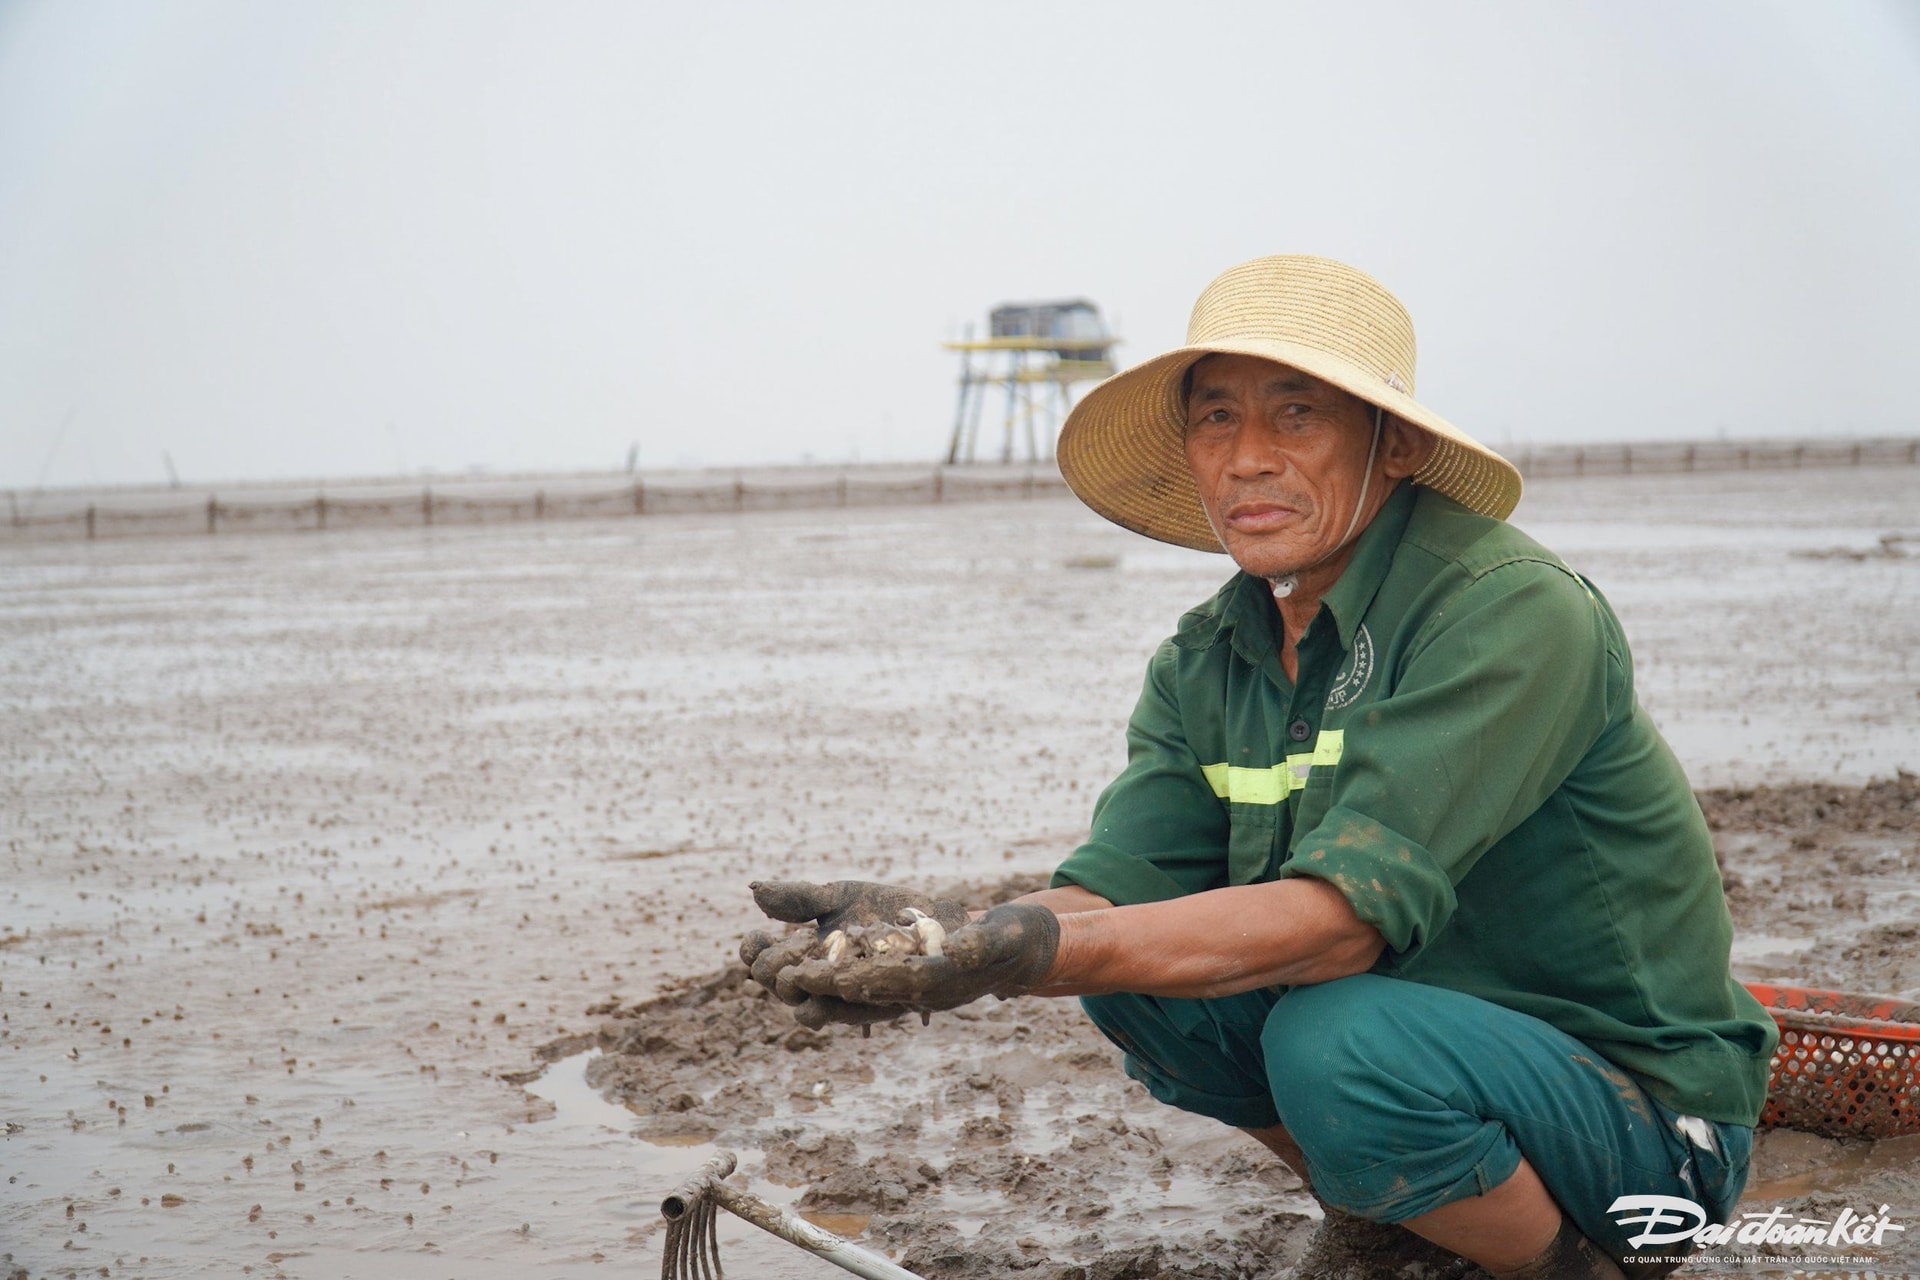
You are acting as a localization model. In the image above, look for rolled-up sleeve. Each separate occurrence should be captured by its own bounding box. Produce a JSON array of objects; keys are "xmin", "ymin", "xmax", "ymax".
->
[
  {"xmin": 1281, "ymin": 560, "xmax": 1614, "ymax": 960},
  {"xmin": 1051, "ymin": 641, "xmax": 1230, "ymax": 905}
]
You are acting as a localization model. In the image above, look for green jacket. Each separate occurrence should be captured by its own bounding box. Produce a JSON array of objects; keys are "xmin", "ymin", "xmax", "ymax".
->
[{"xmin": 1052, "ymin": 481, "xmax": 1777, "ymax": 1125}]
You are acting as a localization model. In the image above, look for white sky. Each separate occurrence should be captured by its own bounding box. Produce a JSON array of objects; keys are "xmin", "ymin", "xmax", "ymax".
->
[{"xmin": 2, "ymin": 0, "xmax": 1917, "ymax": 489}]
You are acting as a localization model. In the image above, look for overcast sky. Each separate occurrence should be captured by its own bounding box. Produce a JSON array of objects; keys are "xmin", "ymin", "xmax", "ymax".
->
[{"xmin": 2, "ymin": 1, "xmax": 1917, "ymax": 490}]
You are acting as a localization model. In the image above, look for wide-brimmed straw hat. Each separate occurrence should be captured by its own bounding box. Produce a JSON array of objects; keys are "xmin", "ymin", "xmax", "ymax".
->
[{"xmin": 1057, "ymin": 255, "xmax": 1522, "ymax": 552}]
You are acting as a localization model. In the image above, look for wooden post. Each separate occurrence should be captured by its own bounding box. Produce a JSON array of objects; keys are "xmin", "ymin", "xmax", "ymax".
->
[
  {"xmin": 422, "ymin": 487, "xmax": 433, "ymax": 526},
  {"xmin": 1793, "ymin": 445, "xmax": 1805, "ymax": 469},
  {"xmin": 315, "ymin": 495, "xmax": 328, "ymax": 531},
  {"xmin": 733, "ymin": 474, "xmax": 745, "ymax": 511},
  {"xmin": 632, "ymin": 481, "xmax": 646, "ymax": 515},
  {"xmin": 933, "ymin": 469, "xmax": 944, "ymax": 503},
  {"xmin": 1573, "ymin": 448, "xmax": 1585, "ymax": 477},
  {"xmin": 206, "ymin": 497, "xmax": 218, "ymax": 535},
  {"xmin": 1622, "ymin": 445, "xmax": 1632, "ymax": 475},
  {"xmin": 1684, "ymin": 445, "xmax": 1695, "ymax": 472},
  {"xmin": 86, "ymin": 504, "xmax": 97, "ymax": 540},
  {"xmin": 1850, "ymin": 443, "xmax": 1861, "ymax": 466}
]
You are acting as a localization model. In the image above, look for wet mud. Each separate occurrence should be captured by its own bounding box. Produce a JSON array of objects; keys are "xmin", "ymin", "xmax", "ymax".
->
[
  {"xmin": 1703, "ymin": 772, "xmax": 1920, "ymax": 1276},
  {"xmin": 578, "ymin": 873, "xmax": 1325, "ymax": 1279},
  {"xmin": 576, "ymin": 771, "xmax": 1920, "ymax": 1279},
  {"xmin": 2, "ymin": 465, "xmax": 1916, "ymax": 1278}
]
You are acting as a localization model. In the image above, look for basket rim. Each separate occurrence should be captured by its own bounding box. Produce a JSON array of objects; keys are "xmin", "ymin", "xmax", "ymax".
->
[
  {"xmin": 1769, "ymin": 1008, "xmax": 1920, "ymax": 1042},
  {"xmin": 1745, "ymin": 981, "xmax": 1920, "ymax": 1038}
]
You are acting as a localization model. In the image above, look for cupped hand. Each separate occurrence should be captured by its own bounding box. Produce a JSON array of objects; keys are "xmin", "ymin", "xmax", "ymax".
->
[
  {"xmin": 740, "ymin": 879, "xmax": 971, "ymax": 1029},
  {"xmin": 783, "ymin": 901, "xmax": 1061, "ymax": 1013}
]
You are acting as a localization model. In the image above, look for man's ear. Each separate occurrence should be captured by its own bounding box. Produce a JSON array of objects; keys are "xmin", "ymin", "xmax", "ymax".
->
[{"xmin": 1379, "ymin": 414, "xmax": 1434, "ymax": 479}]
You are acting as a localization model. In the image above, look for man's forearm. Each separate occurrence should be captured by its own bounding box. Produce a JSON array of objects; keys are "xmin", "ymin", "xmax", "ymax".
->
[
  {"xmin": 1035, "ymin": 877, "xmax": 1385, "ymax": 999},
  {"xmin": 1007, "ymin": 883, "xmax": 1113, "ymax": 917}
]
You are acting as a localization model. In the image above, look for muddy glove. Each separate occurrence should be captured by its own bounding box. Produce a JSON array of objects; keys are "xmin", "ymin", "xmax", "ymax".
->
[
  {"xmin": 739, "ymin": 880, "xmax": 970, "ymax": 1028},
  {"xmin": 785, "ymin": 901, "xmax": 1061, "ymax": 1013}
]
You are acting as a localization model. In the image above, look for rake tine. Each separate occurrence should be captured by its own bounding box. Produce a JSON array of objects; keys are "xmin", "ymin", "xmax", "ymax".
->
[
  {"xmin": 662, "ymin": 1210, "xmax": 688, "ymax": 1280},
  {"xmin": 697, "ymin": 1193, "xmax": 722, "ymax": 1280},
  {"xmin": 660, "ymin": 1189, "xmax": 721, "ymax": 1280}
]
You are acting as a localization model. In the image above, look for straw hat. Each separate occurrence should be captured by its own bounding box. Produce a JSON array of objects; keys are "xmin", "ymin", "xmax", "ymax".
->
[{"xmin": 1056, "ymin": 255, "xmax": 1521, "ymax": 552}]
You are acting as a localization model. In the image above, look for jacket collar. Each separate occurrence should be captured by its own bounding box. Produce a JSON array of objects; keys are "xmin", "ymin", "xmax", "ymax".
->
[
  {"xmin": 1171, "ymin": 479, "xmax": 1419, "ymax": 660},
  {"xmin": 1317, "ymin": 478, "xmax": 1417, "ymax": 650}
]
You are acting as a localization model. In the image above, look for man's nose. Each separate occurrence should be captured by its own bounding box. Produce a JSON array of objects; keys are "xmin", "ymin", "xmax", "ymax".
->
[{"xmin": 1224, "ymin": 422, "xmax": 1283, "ymax": 479}]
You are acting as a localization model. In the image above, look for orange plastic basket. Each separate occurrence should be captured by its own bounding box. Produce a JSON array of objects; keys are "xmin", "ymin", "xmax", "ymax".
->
[{"xmin": 1746, "ymin": 982, "xmax": 1920, "ymax": 1139}]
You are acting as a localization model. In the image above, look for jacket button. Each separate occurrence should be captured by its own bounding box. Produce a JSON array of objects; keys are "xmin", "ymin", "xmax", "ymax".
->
[{"xmin": 1288, "ymin": 719, "xmax": 1312, "ymax": 742}]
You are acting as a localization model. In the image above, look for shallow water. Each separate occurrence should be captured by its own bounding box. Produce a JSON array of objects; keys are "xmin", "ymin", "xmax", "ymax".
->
[{"xmin": 2, "ymin": 465, "xmax": 1916, "ymax": 1276}]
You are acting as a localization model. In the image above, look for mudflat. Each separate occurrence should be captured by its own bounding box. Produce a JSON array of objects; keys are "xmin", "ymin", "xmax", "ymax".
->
[{"xmin": 2, "ymin": 464, "xmax": 1915, "ymax": 1277}]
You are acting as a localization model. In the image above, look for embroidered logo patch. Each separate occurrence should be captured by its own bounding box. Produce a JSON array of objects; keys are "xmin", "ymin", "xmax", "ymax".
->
[{"xmin": 1324, "ymin": 624, "xmax": 1375, "ymax": 711}]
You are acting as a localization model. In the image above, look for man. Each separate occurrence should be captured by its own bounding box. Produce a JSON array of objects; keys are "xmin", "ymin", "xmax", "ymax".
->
[{"xmin": 743, "ymin": 256, "xmax": 1777, "ymax": 1278}]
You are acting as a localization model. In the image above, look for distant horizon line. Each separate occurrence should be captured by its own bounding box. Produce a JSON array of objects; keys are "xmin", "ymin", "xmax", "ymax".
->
[{"xmin": 8, "ymin": 429, "xmax": 1916, "ymax": 500}]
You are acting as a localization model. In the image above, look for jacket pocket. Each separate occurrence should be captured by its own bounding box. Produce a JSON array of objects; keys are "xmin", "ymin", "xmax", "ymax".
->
[{"xmin": 1227, "ymin": 802, "xmax": 1282, "ymax": 886}]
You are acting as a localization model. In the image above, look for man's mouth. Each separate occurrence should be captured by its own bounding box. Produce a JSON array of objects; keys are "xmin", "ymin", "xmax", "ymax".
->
[{"xmin": 1220, "ymin": 500, "xmax": 1302, "ymax": 534}]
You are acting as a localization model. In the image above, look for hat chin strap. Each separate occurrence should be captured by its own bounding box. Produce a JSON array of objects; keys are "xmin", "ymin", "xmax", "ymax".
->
[{"xmin": 1270, "ymin": 407, "xmax": 1384, "ymax": 601}]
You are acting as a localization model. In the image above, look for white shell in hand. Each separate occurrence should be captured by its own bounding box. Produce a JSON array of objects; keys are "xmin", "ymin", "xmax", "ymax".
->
[
  {"xmin": 909, "ymin": 916, "xmax": 945, "ymax": 957},
  {"xmin": 867, "ymin": 925, "xmax": 918, "ymax": 955}
]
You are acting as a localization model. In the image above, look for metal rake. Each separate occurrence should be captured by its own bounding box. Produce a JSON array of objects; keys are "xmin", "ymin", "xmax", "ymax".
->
[{"xmin": 660, "ymin": 1149, "xmax": 926, "ymax": 1280}]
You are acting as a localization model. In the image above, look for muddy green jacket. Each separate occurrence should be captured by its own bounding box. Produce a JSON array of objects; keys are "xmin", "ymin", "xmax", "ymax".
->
[{"xmin": 1052, "ymin": 481, "xmax": 1778, "ymax": 1125}]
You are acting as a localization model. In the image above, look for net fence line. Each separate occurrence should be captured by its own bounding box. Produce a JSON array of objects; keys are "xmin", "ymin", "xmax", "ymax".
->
[
  {"xmin": 3, "ymin": 466, "xmax": 1066, "ymax": 542},
  {"xmin": 1505, "ymin": 436, "xmax": 1919, "ymax": 480},
  {"xmin": 6, "ymin": 437, "xmax": 1917, "ymax": 544}
]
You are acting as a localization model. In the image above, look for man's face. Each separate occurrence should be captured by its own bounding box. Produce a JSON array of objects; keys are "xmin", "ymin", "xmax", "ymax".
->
[{"xmin": 1182, "ymin": 353, "xmax": 1385, "ymax": 582}]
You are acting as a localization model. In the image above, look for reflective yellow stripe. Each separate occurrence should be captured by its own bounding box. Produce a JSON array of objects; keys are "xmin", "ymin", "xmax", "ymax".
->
[
  {"xmin": 1201, "ymin": 762, "xmax": 1288, "ymax": 804},
  {"xmin": 1201, "ymin": 730, "xmax": 1346, "ymax": 806},
  {"xmin": 1313, "ymin": 729, "xmax": 1345, "ymax": 765},
  {"xmin": 1226, "ymin": 765, "xmax": 1287, "ymax": 805}
]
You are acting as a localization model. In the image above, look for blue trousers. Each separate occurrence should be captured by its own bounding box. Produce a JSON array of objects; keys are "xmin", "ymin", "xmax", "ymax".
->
[{"xmin": 1081, "ymin": 975, "xmax": 1751, "ymax": 1259}]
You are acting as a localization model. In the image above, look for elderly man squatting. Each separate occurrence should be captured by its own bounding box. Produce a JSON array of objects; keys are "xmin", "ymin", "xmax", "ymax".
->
[{"xmin": 743, "ymin": 256, "xmax": 1777, "ymax": 1280}]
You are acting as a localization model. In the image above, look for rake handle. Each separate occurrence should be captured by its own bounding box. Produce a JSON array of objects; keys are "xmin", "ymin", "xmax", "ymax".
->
[{"xmin": 662, "ymin": 1150, "xmax": 739, "ymax": 1219}]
